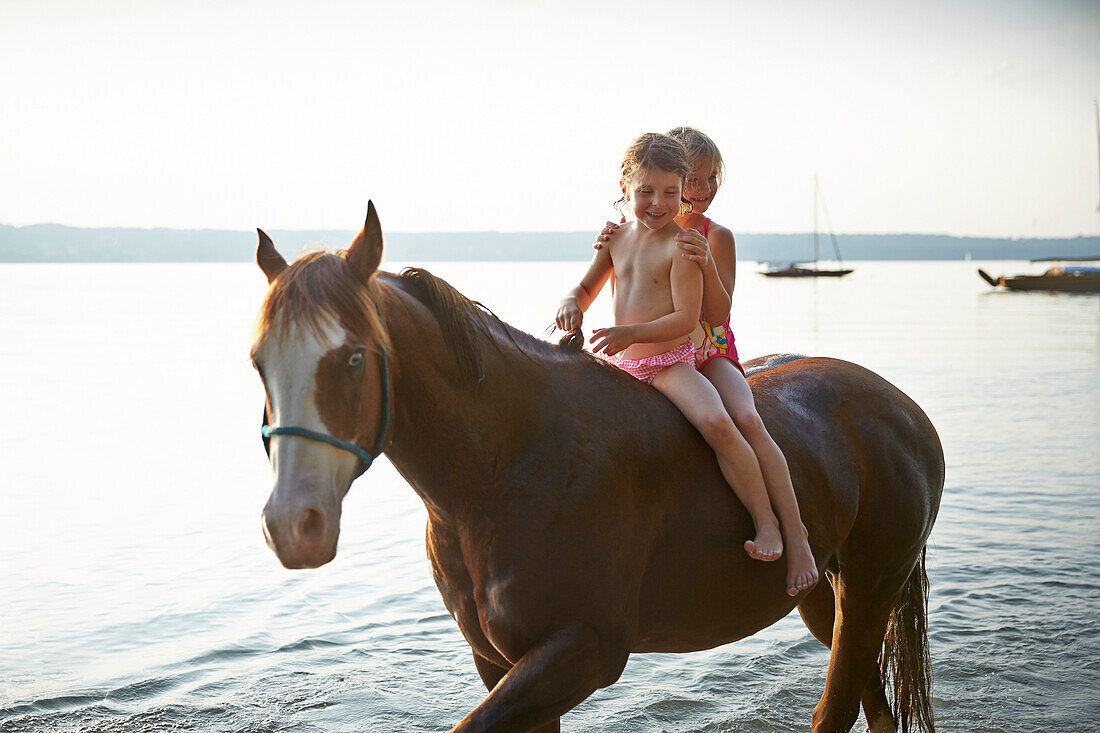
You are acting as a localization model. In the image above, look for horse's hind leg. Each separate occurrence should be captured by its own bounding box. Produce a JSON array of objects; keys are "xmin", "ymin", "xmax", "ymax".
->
[
  {"xmin": 798, "ymin": 574, "xmax": 897, "ymax": 733},
  {"xmin": 811, "ymin": 592, "xmax": 893, "ymax": 732}
]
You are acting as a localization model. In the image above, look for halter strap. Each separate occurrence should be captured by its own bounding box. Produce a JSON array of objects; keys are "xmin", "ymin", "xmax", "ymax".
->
[
  {"xmin": 261, "ymin": 424, "xmax": 378, "ymax": 474},
  {"xmin": 261, "ymin": 314, "xmax": 391, "ymax": 481}
]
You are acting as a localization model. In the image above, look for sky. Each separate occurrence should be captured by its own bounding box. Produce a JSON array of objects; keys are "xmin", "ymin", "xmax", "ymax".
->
[{"xmin": 1, "ymin": 0, "xmax": 1098, "ymax": 237}]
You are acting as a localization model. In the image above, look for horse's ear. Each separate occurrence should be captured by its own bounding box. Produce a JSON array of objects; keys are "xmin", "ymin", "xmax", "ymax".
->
[
  {"xmin": 347, "ymin": 200, "xmax": 383, "ymax": 281},
  {"xmin": 256, "ymin": 229, "xmax": 288, "ymax": 284}
]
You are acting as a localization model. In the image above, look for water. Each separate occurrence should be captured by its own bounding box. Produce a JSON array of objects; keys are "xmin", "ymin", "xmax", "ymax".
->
[{"xmin": 0, "ymin": 260, "xmax": 1097, "ymax": 732}]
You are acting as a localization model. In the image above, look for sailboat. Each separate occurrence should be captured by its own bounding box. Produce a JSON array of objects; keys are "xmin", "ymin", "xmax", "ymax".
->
[{"xmin": 762, "ymin": 175, "xmax": 854, "ymax": 278}]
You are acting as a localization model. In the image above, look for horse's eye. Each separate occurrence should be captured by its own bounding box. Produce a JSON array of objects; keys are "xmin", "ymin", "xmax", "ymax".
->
[{"xmin": 348, "ymin": 352, "xmax": 364, "ymax": 370}]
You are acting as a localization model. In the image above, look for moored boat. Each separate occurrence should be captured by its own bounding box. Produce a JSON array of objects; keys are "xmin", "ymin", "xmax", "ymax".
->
[
  {"xmin": 978, "ymin": 257, "xmax": 1100, "ymax": 293},
  {"xmin": 763, "ymin": 263, "xmax": 853, "ymax": 278},
  {"xmin": 762, "ymin": 175, "xmax": 853, "ymax": 278}
]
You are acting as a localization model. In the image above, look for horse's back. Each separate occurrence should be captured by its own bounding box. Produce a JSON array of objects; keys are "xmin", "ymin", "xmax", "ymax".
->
[
  {"xmin": 749, "ymin": 355, "xmax": 945, "ymax": 555},
  {"xmin": 633, "ymin": 355, "xmax": 944, "ymax": 650}
]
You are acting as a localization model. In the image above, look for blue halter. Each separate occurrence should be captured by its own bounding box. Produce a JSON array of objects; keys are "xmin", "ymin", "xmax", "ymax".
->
[{"xmin": 261, "ymin": 346, "xmax": 390, "ymax": 480}]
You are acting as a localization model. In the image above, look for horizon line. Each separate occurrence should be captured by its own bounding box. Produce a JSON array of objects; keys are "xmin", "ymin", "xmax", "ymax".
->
[{"xmin": 3, "ymin": 222, "xmax": 1100, "ymax": 241}]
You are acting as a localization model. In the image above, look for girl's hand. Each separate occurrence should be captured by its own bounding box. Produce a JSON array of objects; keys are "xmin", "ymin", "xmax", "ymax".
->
[
  {"xmin": 676, "ymin": 228, "xmax": 711, "ymax": 269},
  {"xmin": 556, "ymin": 298, "xmax": 583, "ymax": 332},
  {"xmin": 589, "ymin": 325, "xmax": 636, "ymax": 357},
  {"xmin": 593, "ymin": 216, "xmax": 626, "ymax": 250}
]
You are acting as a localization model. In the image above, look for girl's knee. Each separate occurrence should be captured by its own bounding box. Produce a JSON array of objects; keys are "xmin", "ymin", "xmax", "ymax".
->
[
  {"xmin": 732, "ymin": 410, "xmax": 767, "ymax": 440},
  {"xmin": 697, "ymin": 411, "xmax": 739, "ymax": 445}
]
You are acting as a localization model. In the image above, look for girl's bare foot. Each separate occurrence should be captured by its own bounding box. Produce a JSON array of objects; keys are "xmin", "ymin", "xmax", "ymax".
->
[
  {"xmin": 785, "ymin": 526, "xmax": 819, "ymax": 596},
  {"xmin": 744, "ymin": 523, "xmax": 783, "ymax": 562}
]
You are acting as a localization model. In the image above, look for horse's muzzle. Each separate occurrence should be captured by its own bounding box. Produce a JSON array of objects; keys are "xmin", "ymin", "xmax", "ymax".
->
[{"xmin": 261, "ymin": 488, "xmax": 341, "ymax": 569}]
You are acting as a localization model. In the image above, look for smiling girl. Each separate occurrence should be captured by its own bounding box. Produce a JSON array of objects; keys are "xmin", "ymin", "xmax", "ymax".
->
[
  {"xmin": 557, "ymin": 132, "xmax": 786, "ymax": 571},
  {"xmin": 594, "ymin": 127, "xmax": 818, "ymax": 595}
]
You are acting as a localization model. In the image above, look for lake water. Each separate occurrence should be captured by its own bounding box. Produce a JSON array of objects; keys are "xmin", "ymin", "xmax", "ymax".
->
[{"xmin": 0, "ymin": 259, "xmax": 1097, "ymax": 732}]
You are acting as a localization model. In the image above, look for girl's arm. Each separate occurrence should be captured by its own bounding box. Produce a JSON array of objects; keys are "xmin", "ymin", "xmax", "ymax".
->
[
  {"xmin": 678, "ymin": 225, "xmax": 735, "ymax": 325},
  {"xmin": 589, "ymin": 255, "xmax": 702, "ymax": 355},
  {"xmin": 556, "ymin": 246, "xmax": 613, "ymax": 331}
]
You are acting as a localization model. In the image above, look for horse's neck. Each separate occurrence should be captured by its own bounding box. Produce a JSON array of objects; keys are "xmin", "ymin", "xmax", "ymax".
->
[{"xmin": 379, "ymin": 287, "xmax": 545, "ymax": 519}]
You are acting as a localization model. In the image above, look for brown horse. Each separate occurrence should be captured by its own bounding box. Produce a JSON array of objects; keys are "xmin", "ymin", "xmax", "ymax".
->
[{"xmin": 250, "ymin": 204, "xmax": 944, "ymax": 733}]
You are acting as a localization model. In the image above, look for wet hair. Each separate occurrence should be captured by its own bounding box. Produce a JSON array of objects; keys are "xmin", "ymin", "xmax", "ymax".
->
[
  {"xmin": 617, "ymin": 132, "xmax": 692, "ymax": 215},
  {"xmin": 667, "ymin": 126, "xmax": 725, "ymax": 188}
]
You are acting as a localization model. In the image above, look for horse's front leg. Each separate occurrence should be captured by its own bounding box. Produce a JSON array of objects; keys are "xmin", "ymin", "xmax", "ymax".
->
[
  {"xmin": 471, "ymin": 653, "xmax": 558, "ymax": 733},
  {"xmin": 453, "ymin": 626, "xmax": 628, "ymax": 733}
]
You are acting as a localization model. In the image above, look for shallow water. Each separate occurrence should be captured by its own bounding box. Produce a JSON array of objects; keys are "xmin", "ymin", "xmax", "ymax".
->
[{"xmin": 0, "ymin": 259, "xmax": 1097, "ymax": 732}]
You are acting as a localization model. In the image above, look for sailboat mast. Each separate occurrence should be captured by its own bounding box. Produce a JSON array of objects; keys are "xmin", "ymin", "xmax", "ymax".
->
[
  {"xmin": 813, "ymin": 174, "xmax": 820, "ymax": 268},
  {"xmin": 1095, "ymin": 99, "xmax": 1099, "ymax": 211},
  {"xmin": 818, "ymin": 181, "xmax": 846, "ymax": 265}
]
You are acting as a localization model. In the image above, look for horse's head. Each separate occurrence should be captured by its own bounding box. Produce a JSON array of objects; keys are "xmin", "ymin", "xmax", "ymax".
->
[{"xmin": 251, "ymin": 203, "xmax": 390, "ymax": 569}]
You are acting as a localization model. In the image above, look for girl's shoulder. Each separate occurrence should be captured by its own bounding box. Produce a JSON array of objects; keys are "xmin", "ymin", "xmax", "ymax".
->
[{"xmin": 705, "ymin": 220, "xmax": 735, "ymax": 248}]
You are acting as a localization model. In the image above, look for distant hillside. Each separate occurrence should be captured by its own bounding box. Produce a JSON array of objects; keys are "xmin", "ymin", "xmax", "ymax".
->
[{"xmin": 1, "ymin": 224, "xmax": 1098, "ymax": 263}]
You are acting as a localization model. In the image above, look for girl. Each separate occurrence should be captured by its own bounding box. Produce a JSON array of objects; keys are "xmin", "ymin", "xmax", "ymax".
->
[
  {"xmin": 557, "ymin": 132, "xmax": 785, "ymax": 574},
  {"xmin": 594, "ymin": 127, "xmax": 818, "ymax": 596}
]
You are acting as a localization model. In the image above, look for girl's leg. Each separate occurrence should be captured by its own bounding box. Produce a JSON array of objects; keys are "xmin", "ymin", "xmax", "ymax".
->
[
  {"xmin": 651, "ymin": 362, "xmax": 782, "ymax": 561},
  {"xmin": 702, "ymin": 358, "xmax": 819, "ymax": 595}
]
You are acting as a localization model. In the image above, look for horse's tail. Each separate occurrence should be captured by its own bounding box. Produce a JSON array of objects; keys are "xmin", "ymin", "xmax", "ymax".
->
[{"xmin": 878, "ymin": 547, "xmax": 935, "ymax": 733}]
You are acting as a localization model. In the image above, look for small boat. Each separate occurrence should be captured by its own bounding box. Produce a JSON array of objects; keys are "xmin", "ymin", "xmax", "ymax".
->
[
  {"xmin": 977, "ymin": 257, "xmax": 1100, "ymax": 293},
  {"xmin": 761, "ymin": 263, "xmax": 853, "ymax": 278},
  {"xmin": 976, "ymin": 105, "xmax": 1100, "ymax": 293},
  {"xmin": 763, "ymin": 175, "xmax": 853, "ymax": 278}
]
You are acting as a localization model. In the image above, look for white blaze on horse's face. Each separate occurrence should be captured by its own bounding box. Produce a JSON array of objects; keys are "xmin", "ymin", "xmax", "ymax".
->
[
  {"xmin": 259, "ymin": 316, "xmax": 362, "ymax": 489},
  {"xmin": 254, "ymin": 314, "xmax": 356, "ymax": 568}
]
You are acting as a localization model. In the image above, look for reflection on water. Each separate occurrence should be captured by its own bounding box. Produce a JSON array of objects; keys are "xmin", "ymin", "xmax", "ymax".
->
[{"xmin": 0, "ymin": 261, "xmax": 1097, "ymax": 732}]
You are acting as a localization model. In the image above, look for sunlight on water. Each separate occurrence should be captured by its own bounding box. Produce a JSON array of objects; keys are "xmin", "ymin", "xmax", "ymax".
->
[{"xmin": 0, "ymin": 260, "xmax": 1097, "ymax": 732}]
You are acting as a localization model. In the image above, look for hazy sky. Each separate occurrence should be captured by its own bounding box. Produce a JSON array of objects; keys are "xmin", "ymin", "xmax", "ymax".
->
[{"xmin": 2, "ymin": 0, "xmax": 1098, "ymax": 237}]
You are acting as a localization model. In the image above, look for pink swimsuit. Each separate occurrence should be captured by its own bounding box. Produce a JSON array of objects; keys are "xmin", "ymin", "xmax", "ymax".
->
[
  {"xmin": 603, "ymin": 340, "xmax": 695, "ymax": 384},
  {"xmin": 694, "ymin": 218, "xmax": 745, "ymax": 376}
]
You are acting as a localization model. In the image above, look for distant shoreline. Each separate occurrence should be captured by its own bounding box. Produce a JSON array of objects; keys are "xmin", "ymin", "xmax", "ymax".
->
[{"xmin": 2, "ymin": 223, "xmax": 1098, "ymax": 263}]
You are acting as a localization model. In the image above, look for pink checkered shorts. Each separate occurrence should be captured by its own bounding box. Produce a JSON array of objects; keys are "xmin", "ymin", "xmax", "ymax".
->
[{"xmin": 602, "ymin": 340, "xmax": 696, "ymax": 384}]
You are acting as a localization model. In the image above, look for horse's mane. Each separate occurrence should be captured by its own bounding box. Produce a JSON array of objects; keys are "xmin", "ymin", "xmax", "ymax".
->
[
  {"xmin": 253, "ymin": 250, "xmax": 389, "ymax": 352},
  {"xmin": 394, "ymin": 268, "xmax": 577, "ymax": 386},
  {"xmin": 395, "ymin": 268, "xmax": 493, "ymax": 384},
  {"xmin": 255, "ymin": 254, "xmax": 584, "ymax": 385}
]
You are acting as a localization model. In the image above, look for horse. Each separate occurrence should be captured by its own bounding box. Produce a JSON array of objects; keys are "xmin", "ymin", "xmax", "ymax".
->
[{"xmin": 250, "ymin": 203, "xmax": 944, "ymax": 733}]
